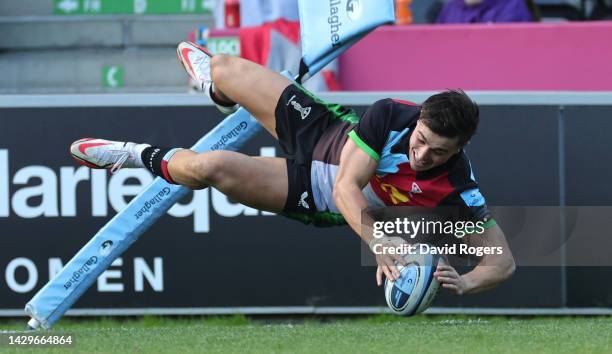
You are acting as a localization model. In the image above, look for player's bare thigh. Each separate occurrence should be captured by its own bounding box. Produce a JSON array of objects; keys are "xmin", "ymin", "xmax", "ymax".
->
[
  {"xmin": 168, "ymin": 149, "xmax": 288, "ymax": 212},
  {"xmin": 211, "ymin": 55, "xmax": 292, "ymax": 139}
]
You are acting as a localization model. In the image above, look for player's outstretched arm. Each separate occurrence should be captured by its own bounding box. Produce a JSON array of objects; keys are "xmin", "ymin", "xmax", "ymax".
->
[
  {"xmin": 334, "ymin": 139, "xmax": 405, "ymax": 285},
  {"xmin": 333, "ymin": 139, "xmax": 376, "ymax": 241},
  {"xmin": 435, "ymin": 224, "xmax": 515, "ymax": 295}
]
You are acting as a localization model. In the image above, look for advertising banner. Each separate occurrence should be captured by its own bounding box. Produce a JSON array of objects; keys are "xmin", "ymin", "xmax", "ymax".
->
[{"xmin": 1, "ymin": 101, "xmax": 611, "ymax": 313}]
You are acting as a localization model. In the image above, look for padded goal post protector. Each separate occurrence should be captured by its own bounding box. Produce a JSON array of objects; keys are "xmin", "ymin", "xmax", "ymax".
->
[
  {"xmin": 25, "ymin": 97, "xmax": 266, "ymax": 329},
  {"xmin": 297, "ymin": 0, "xmax": 395, "ymax": 82}
]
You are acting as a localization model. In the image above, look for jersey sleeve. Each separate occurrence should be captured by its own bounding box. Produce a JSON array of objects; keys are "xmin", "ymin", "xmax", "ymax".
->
[
  {"xmin": 455, "ymin": 185, "xmax": 492, "ymax": 224},
  {"xmin": 347, "ymin": 99, "xmax": 393, "ymax": 161},
  {"xmin": 444, "ymin": 155, "xmax": 494, "ymax": 226},
  {"xmin": 443, "ymin": 184, "xmax": 494, "ymax": 230}
]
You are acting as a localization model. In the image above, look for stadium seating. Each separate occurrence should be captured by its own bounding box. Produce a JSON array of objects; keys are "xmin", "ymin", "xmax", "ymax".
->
[{"xmin": 0, "ymin": 1, "xmax": 214, "ymax": 93}]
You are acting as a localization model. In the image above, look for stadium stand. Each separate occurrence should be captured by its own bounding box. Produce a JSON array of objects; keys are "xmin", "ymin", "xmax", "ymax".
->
[{"xmin": 0, "ymin": 0, "xmax": 214, "ymax": 93}]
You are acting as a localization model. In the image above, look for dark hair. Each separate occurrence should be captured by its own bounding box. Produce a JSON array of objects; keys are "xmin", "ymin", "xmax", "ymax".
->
[{"xmin": 419, "ymin": 89, "xmax": 479, "ymax": 147}]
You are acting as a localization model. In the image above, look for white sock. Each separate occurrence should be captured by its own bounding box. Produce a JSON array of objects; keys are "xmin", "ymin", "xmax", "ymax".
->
[{"xmin": 131, "ymin": 143, "xmax": 151, "ymax": 168}]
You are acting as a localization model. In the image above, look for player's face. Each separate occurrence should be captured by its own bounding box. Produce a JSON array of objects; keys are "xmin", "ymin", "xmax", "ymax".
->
[{"xmin": 408, "ymin": 120, "xmax": 461, "ymax": 171}]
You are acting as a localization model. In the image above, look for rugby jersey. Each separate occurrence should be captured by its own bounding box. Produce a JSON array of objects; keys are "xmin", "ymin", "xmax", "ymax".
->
[{"xmin": 310, "ymin": 98, "xmax": 491, "ymax": 223}]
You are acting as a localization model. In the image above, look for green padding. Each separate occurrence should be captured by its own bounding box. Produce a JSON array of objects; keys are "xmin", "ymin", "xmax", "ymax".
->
[
  {"xmin": 482, "ymin": 218, "xmax": 497, "ymax": 229},
  {"xmin": 281, "ymin": 211, "xmax": 346, "ymax": 227},
  {"xmin": 292, "ymin": 83, "xmax": 359, "ymax": 123},
  {"xmin": 348, "ymin": 130, "xmax": 380, "ymax": 161}
]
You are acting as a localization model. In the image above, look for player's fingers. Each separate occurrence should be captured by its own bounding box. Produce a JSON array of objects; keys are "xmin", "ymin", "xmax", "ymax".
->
[
  {"xmin": 382, "ymin": 256, "xmax": 395, "ymax": 269},
  {"xmin": 382, "ymin": 257, "xmax": 400, "ymax": 279},
  {"xmin": 391, "ymin": 253, "xmax": 406, "ymax": 266},
  {"xmin": 436, "ymin": 276, "xmax": 457, "ymax": 284},
  {"xmin": 434, "ymin": 271, "xmax": 457, "ymax": 279},
  {"xmin": 376, "ymin": 267, "xmax": 383, "ymax": 286},
  {"xmin": 436, "ymin": 264, "xmax": 454, "ymax": 272},
  {"xmin": 442, "ymin": 283, "xmax": 460, "ymax": 294},
  {"xmin": 381, "ymin": 265, "xmax": 395, "ymax": 281},
  {"xmin": 389, "ymin": 265, "xmax": 401, "ymax": 279}
]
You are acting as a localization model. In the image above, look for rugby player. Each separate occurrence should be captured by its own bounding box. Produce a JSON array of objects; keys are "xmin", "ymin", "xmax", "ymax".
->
[{"xmin": 71, "ymin": 42, "xmax": 515, "ymax": 295}]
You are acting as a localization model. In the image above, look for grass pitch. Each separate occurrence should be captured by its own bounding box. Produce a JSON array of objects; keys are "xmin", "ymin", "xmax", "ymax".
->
[{"xmin": 1, "ymin": 315, "xmax": 611, "ymax": 353}]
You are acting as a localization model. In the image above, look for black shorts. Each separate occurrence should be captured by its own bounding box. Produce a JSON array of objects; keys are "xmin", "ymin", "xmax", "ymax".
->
[
  {"xmin": 274, "ymin": 83, "xmax": 329, "ymax": 214},
  {"xmin": 274, "ymin": 83, "xmax": 354, "ymax": 219}
]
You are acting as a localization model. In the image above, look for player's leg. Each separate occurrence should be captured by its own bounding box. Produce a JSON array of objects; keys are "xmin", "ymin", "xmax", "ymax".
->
[
  {"xmin": 70, "ymin": 138, "xmax": 288, "ymax": 212},
  {"xmin": 167, "ymin": 149, "xmax": 287, "ymax": 211},
  {"xmin": 177, "ymin": 42, "xmax": 292, "ymax": 138}
]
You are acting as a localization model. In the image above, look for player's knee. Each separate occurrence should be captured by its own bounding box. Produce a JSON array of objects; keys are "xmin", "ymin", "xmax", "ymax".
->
[{"xmin": 189, "ymin": 151, "xmax": 226, "ymax": 187}]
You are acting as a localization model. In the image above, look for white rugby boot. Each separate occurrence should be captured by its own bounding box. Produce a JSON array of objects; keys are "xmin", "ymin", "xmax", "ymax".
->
[
  {"xmin": 70, "ymin": 138, "xmax": 148, "ymax": 173},
  {"xmin": 176, "ymin": 41, "xmax": 239, "ymax": 115}
]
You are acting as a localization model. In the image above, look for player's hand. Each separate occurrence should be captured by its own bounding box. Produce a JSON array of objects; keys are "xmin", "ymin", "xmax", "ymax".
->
[
  {"xmin": 370, "ymin": 237, "xmax": 407, "ymax": 286},
  {"xmin": 434, "ymin": 264, "xmax": 470, "ymax": 295}
]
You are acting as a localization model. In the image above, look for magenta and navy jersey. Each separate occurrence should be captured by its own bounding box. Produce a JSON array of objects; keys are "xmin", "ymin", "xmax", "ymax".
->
[{"xmin": 311, "ymin": 98, "xmax": 491, "ymax": 223}]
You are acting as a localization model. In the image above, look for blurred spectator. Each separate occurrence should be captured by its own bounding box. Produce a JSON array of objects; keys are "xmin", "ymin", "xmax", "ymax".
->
[
  {"xmin": 240, "ymin": 0, "xmax": 299, "ymax": 27},
  {"xmin": 213, "ymin": 0, "xmax": 299, "ymax": 29},
  {"xmin": 239, "ymin": 19, "xmax": 341, "ymax": 91},
  {"xmin": 208, "ymin": 0, "xmax": 337, "ymax": 91},
  {"xmin": 437, "ymin": 0, "xmax": 540, "ymax": 23}
]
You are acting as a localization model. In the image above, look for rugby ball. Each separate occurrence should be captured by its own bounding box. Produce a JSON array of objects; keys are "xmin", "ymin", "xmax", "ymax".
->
[{"xmin": 384, "ymin": 244, "xmax": 447, "ymax": 316}]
